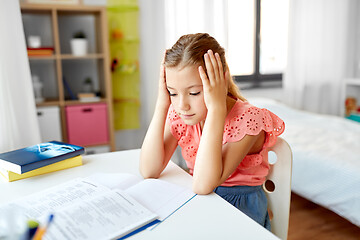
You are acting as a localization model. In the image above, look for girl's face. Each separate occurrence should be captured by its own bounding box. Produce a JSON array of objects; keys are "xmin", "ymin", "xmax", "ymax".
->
[{"xmin": 166, "ymin": 66, "xmax": 207, "ymax": 126}]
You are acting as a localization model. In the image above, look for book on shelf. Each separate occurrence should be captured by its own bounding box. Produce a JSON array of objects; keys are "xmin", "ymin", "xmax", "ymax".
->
[
  {"xmin": 0, "ymin": 141, "xmax": 84, "ymax": 174},
  {"xmin": 0, "ymin": 173, "xmax": 196, "ymax": 240},
  {"xmin": 0, "ymin": 155, "xmax": 82, "ymax": 182},
  {"xmin": 63, "ymin": 77, "xmax": 77, "ymax": 100},
  {"xmin": 78, "ymin": 92, "xmax": 101, "ymax": 102},
  {"xmin": 27, "ymin": 47, "xmax": 54, "ymax": 56}
]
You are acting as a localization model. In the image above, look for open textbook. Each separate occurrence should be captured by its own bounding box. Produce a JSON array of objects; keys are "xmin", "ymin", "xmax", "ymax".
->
[{"xmin": 0, "ymin": 173, "xmax": 196, "ymax": 240}]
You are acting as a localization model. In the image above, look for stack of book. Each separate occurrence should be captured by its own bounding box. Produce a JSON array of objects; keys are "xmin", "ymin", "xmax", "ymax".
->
[
  {"xmin": 27, "ymin": 47, "xmax": 54, "ymax": 56},
  {"xmin": 0, "ymin": 141, "xmax": 84, "ymax": 182},
  {"xmin": 77, "ymin": 92, "xmax": 101, "ymax": 102}
]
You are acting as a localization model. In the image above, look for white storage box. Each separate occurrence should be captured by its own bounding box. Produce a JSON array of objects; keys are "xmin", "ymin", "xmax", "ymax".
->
[{"xmin": 37, "ymin": 106, "xmax": 62, "ymax": 142}]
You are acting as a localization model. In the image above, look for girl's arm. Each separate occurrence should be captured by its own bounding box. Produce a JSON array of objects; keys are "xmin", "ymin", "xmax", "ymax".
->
[
  {"xmin": 193, "ymin": 50, "xmax": 264, "ymax": 194},
  {"xmin": 194, "ymin": 125, "xmax": 265, "ymax": 194},
  {"xmin": 139, "ymin": 55, "xmax": 178, "ymax": 179}
]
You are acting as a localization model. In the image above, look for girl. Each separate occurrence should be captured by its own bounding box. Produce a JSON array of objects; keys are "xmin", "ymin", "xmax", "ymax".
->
[{"xmin": 140, "ymin": 33, "xmax": 284, "ymax": 230}]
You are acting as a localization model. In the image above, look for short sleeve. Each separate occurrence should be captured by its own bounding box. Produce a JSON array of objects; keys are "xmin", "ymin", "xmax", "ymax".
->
[{"xmin": 223, "ymin": 105, "xmax": 285, "ymax": 146}]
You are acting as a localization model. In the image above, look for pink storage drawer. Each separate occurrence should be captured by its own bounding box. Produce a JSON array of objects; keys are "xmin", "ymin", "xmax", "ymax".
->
[{"xmin": 65, "ymin": 103, "xmax": 109, "ymax": 146}]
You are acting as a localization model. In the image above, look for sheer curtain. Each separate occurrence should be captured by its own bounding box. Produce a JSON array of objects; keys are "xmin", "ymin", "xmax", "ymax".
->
[
  {"xmin": 284, "ymin": 0, "xmax": 356, "ymax": 115},
  {"xmin": 0, "ymin": 0, "xmax": 40, "ymax": 152},
  {"xmin": 164, "ymin": 0, "xmax": 228, "ymax": 49}
]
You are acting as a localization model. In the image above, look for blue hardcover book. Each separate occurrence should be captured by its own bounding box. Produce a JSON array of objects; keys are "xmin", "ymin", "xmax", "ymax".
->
[{"xmin": 0, "ymin": 141, "xmax": 84, "ymax": 174}]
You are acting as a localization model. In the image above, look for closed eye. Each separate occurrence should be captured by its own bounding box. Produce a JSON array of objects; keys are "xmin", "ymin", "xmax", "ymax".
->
[
  {"xmin": 167, "ymin": 89, "xmax": 177, "ymax": 97},
  {"xmin": 190, "ymin": 92, "xmax": 201, "ymax": 96}
]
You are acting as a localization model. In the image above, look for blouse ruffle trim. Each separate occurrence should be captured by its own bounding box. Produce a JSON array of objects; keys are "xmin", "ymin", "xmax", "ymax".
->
[
  {"xmin": 166, "ymin": 105, "xmax": 198, "ymax": 163},
  {"xmin": 223, "ymin": 104, "xmax": 285, "ymax": 170},
  {"xmin": 167, "ymin": 105, "xmax": 186, "ymax": 141},
  {"xmin": 223, "ymin": 105, "xmax": 284, "ymax": 146}
]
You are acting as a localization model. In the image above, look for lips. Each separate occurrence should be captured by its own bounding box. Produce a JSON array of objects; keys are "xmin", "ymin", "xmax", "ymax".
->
[{"xmin": 180, "ymin": 113, "xmax": 195, "ymax": 119}]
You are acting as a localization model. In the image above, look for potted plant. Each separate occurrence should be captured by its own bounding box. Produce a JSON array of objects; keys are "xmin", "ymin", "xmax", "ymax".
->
[
  {"xmin": 70, "ymin": 31, "xmax": 88, "ymax": 56},
  {"xmin": 82, "ymin": 77, "xmax": 94, "ymax": 93}
]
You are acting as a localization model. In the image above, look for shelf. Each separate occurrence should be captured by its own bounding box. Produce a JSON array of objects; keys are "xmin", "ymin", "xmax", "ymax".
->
[
  {"xmin": 65, "ymin": 99, "xmax": 108, "ymax": 105},
  {"xmin": 113, "ymin": 98, "xmax": 140, "ymax": 103},
  {"xmin": 110, "ymin": 37, "xmax": 140, "ymax": 43},
  {"xmin": 20, "ymin": 4, "xmax": 106, "ymax": 12},
  {"xmin": 29, "ymin": 55, "xmax": 56, "ymax": 60},
  {"xmin": 345, "ymin": 78, "xmax": 360, "ymax": 86},
  {"xmin": 107, "ymin": 6, "xmax": 139, "ymax": 12},
  {"xmin": 60, "ymin": 53, "xmax": 104, "ymax": 59},
  {"xmin": 19, "ymin": 6, "xmax": 52, "ymax": 14},
  {"xmin": 36, "ymin": 100, "xmax": 60, "ymax": 107}
]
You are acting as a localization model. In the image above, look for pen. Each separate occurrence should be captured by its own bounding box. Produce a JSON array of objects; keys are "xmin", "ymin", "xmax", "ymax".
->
[
  {"xmin": 32, "ymin": 214, "xmax": 54, "ymax": 240},
  {"xmin": 27, "ymin": 219, "xmax": 39, "ymax": 239}
]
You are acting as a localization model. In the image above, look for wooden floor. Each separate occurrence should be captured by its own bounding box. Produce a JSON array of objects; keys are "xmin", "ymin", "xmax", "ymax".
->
[{"xmin": 288, "ymin": 193, "xmax": 360, "ymax": 240}]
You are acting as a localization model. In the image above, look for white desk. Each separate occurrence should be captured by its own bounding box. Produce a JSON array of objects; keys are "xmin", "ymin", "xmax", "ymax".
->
[{"xmin": 0, "ymin": 149, "xmax": 279, "ymax": 240}]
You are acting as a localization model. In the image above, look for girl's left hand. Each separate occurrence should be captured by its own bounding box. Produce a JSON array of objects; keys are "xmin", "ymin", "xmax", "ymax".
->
[{"xmin": 198, "ymin": 50, "xmax": 228, "ymax": 113}]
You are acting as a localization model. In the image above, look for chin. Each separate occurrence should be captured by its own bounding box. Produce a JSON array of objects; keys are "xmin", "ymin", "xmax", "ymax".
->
[
  {"xmin": 181, "ymin": 116, "xmax": 205, "ymax": 126},
  {"xmin": 182, "ymin": 119, "xmax": 197, "ymax": 126}
]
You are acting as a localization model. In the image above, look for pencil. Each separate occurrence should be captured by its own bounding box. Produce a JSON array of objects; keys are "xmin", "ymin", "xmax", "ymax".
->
[{"xmin": 32, "ymin": 214, "xmax": 54, "ymax": 240}]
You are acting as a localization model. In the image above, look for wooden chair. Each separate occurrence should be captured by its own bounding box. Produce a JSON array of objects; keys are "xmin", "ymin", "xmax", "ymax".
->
[{"xmin": 263, "ymin": 137, "xmax": 293, "ymax": 240}]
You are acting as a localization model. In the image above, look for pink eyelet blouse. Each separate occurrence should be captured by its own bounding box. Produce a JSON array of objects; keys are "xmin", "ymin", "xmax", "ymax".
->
[{"xmin": 166, "ymin": 100, "xmax": 285, "ymax": 186}]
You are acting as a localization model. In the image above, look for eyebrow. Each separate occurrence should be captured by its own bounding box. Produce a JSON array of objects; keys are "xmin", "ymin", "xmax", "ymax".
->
[{"xmin": 167, "ymin": 85, "xmax": 203, "ymax": 90}]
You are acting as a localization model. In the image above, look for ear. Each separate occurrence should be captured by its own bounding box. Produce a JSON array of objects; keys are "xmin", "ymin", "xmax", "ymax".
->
[
  {"xmin": 224, "ymin": 68, "xmax": 230, "ymax": 81},
  {"xmin": 224, "ymin": 67, "xmax": 230, "ymax": 92}
]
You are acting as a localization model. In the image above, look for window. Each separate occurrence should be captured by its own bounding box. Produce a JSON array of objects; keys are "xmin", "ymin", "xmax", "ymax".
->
[{"xmin": 227, "ymin": 0, "xmax": 289, "ymax": 87}]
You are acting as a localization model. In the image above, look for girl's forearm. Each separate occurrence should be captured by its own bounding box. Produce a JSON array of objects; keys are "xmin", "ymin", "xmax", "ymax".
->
[
  {"xmin": 140, "ymin": 105, "xmax": 169, "ymax": 178},
  {"xmin": 192, "ymin": 108, "xmax": 226, "ymax": 194}
]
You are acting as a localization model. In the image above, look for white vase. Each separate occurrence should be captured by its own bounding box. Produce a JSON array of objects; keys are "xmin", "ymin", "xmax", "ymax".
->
[
  {"xmin": 28, "ymin": 35, "xmax": 41, "ymax": 48},
  {"xmin": 70, "ymin": 39, "xmax": 88, "ymax": 56},
  {"xmin": 32, "ymin": 75, "xmax": 44, "ymax": 103}
]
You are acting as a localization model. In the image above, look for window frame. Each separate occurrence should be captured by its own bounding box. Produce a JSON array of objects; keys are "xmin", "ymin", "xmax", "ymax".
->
[{"xmin": 233, "ymin": 0, "xmax": 283, "ymax": 88}]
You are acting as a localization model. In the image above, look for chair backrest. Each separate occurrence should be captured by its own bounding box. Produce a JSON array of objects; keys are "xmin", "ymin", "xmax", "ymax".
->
[{"xmin": 263, "ymin": 137, "xmax": 293, "ymax": 240}]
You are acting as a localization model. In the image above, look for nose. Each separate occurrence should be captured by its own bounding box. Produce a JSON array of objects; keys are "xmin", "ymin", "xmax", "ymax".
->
[{"xmin": 179, "ymin": 95, "xmax": 190, "ymax": 111}]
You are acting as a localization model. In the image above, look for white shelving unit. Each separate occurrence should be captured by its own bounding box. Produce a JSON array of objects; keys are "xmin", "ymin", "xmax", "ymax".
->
[{"xmin": 341, "ymin": 78, "xmax": 360, "ymax": 116}]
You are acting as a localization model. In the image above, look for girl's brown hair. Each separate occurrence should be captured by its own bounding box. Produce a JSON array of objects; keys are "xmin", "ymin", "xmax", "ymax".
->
[{"xmin": 164, "ymin": 33, "xmax": 246, "ymax": 101}]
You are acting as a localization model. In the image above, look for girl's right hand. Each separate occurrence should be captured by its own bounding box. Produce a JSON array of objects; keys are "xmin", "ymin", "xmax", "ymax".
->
[
  {"xmin": 156, "ymin": 51, "xmax": 171, "ymax": 109},
  {"xmin": 198, "ymin": 50, "xmax": 227, "ymax": 114}
]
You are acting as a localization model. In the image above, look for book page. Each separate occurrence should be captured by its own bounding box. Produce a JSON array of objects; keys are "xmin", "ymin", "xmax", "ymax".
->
[
  {"xmin": 43, "ymin": 190, "xmax": 158, "ymax": 240},
  {"xmin": 0, "ymin": 178, "xmax": 109, "ymax": 219},
  {"xmin": 86, "ymin": 173, "xmax": 196, "ymax": 221},
  {"xmin": 85, "ymin": 173, "xmax": 142, "ymax": 190},
  {"xmin": 125, "ymin": 179, "xmax": 196, "ymax": 221}
]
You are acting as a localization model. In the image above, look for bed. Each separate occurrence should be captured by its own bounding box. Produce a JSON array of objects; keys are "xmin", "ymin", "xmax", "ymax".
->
[{"xmin": 248, "ymin": 97, "xmax": 360, "ymax": 227}]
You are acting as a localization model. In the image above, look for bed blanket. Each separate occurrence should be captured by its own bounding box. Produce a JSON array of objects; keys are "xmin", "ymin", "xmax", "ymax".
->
[{"xmin": 249, "ymin": 97, "xmax": 360, "ymax": 227}]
